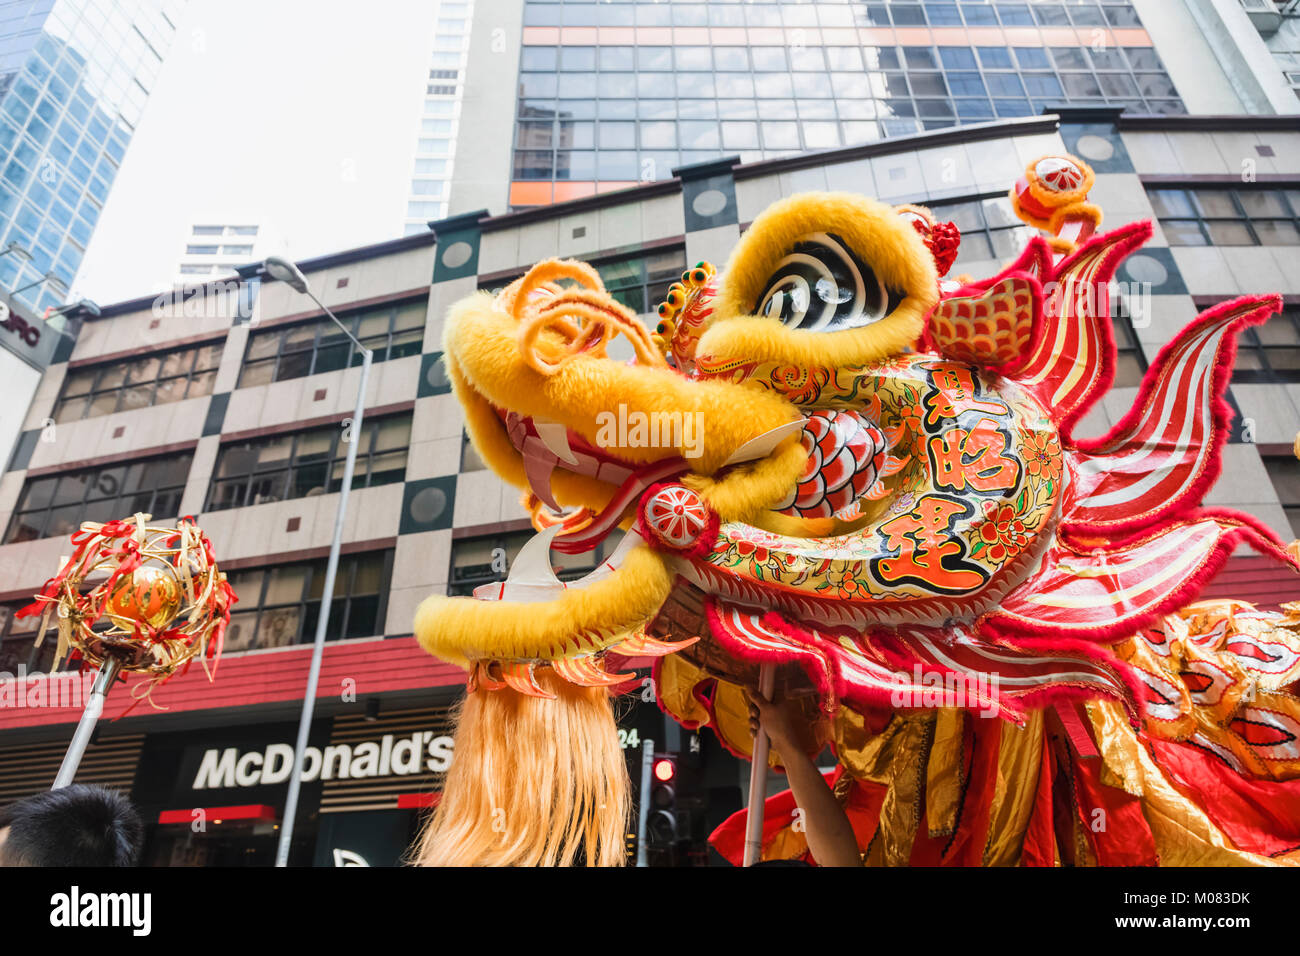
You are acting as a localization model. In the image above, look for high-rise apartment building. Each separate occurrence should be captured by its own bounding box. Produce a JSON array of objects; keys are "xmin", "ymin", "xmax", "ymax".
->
[
  {"xmin": 176, "ymin": 219, "xmax": 280, "ymax": 287},
  {"xmin": 1241, "ymin": 0, "xmax": 1300, "ymax": 100},
  {"xmin": 0, "ymin": 0, "xmax": 184, "ymax": 315},
  {"xmin": 401, "ymin": 1, "xmax": 477, "ymax": 236}
]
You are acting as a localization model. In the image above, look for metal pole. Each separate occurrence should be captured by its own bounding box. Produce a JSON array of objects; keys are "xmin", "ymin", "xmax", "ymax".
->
[
  {"xmin": 634, "ymin": 737, "xmax": 655, "ymax": 867},
  {"xmin": 275, "ymin": 345, "xmax": 372, "ymax": 867},
  {"xmin": 742, "ymin": 663, "xmax": 776, "ymax": 867},
  {"xmin": 51, "ymin": 657, "xmax": 121, "ymax": 789}
]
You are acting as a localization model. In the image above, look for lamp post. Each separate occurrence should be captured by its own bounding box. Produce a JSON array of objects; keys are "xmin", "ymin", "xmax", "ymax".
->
[
  {"xmin": 13, "ymin": 271, "xmax": 66, "ymax": 297},
  {"xmin": 0, "ymin": 241, "xmax": 33, "ymax": 262},
  {"xmin": 260, "ymin": 255, "xmax": 374, "ymax": 867},
  {"xmin": 43, "ymin": 299, "xmax": 100, "ymax": 336}
]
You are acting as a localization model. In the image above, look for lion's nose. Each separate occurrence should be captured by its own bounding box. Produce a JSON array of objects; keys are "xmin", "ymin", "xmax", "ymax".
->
[{"xmin": 499, "ymin": 258, "xmax": 666, "ymax": 376}]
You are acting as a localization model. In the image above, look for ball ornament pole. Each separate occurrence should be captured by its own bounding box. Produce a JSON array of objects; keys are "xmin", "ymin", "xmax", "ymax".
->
[{"xmin": 18, "ymin": 513, "xmax": 235, "ymax": 787}]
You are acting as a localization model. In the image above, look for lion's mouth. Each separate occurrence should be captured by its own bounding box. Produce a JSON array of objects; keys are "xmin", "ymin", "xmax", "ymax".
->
[{"xmin": 498, "ymin": 406, "xmax": 690, "ymax": 555}]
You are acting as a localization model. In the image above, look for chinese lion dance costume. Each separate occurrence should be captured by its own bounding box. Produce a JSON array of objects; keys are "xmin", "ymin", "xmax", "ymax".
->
[{"xmin": 414, "ymin": 153, "xmax": 1300, "ymax": 866}]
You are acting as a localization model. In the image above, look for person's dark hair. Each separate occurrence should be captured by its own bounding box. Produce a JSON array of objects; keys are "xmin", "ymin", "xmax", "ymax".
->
[{"xmin": 0, "ymin": 785, "xmax": 143, "ymax": 866}]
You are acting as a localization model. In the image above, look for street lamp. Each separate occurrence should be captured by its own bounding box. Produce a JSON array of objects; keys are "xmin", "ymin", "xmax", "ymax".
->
[
  {"xmin": 43, "ymin": 299, "xmax": 101, "ymax": 335},
  {"xmin": 0, "ymin": 241, "xmax": 32, "ymax": 262},
  {"xmin": 13, "ymin": 270, "xmax": 67, "ymax": 297},
  {"xmin": 258, "ymin": 256, "xmax": 374, "ymax": 867}
]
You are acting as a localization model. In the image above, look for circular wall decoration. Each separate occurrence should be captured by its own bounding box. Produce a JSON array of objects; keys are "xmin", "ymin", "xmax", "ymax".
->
[
  {"xmin": 691, "ymin": 189, "xmax": 729, "ymax": 218},
  {"xmin": 1124, "ymin": 253, "xmax": 1169, "ymax": 287},
  {"xmin": 409, "ymin": 486, "xmax": 449, "ymax": 525},
  {"xmin": 1074, "ymin": 134, "xmax": 1116, "ymax": 162},
  {"xmin": 441, "ymin": 240, "xmax": 473, "ymax": 269},
  {"xmin": 425, "ymin": 355, "xmax": 449, "ymax": 391}
]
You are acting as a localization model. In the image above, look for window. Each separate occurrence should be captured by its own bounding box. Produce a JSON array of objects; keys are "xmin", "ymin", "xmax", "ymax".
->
[
  {"xmin": 237, "ymin": 298, "xmax": 426, "ymax": 387},
  {"xmin": 186, "ymin": 244, "xmax": 218, "ymax": 254},
  {"xmin": 221, "ymin": 244, "xmax": 252, "ymax": 255},
  {"xmin": 480, "ymin": 247, "xmax": 686, "ymax": 316},
  {"xmin": 1111, "ymin": 295, "xmax": 1148, "ymax": 388},
  {"xmin": 53, "ymin": 341, "xmax": 224, "ymax": 423},
  {"xmin": 192, "ymin": 225, "xmax": 222, "ymax": 236},
  {"xmin": 448, "ymin": 531, "xmax": 623, "ymax": 597},
  {"xmin": 927, "ymin": 194, "xmax": 1035, "ymax": 268},
  {"xmin": 1149, "ymin": 186, "xmax": 1300, "ymax": 247},
  {"xmin": 206, "ymin": 414, "xmax": 411, "ymax": 512},
  {"xmin": 1264, "ymin": 455, "xmax": 1300, "ymax": 539},
  {"xmin": 596, "ymin": 248, "xmax": 687, "ymax": 315},
  {"xmin": 229, "ymin": 225, "xmax": 258, "ymax": 236},
  {"xmin": 1233, "ymin": 308, "xmax": 1300, "ymax": 384},
  {"xmin": 0, "ymin": 602, "xmax": 58, "ymax": 674},
  {"xmin": 222, "ymin": 550, "xmax": 393, "ymax": 651},
  {"xmin": 4, "ymin": 452, "xmax": 193, "ymax": 544},
  {"xmin": 460, "ymin": 429, "xmax": 486, "ymax": 472},
  {"xmin": 510, "ymin": 25, "xmax": 1177, "ymax": 199}
]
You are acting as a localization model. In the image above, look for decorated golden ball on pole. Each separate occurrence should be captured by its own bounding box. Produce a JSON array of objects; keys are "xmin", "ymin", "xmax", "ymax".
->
[{"xmin": 18, "ymin": 513, "xmax": 236, "ymax": 773}]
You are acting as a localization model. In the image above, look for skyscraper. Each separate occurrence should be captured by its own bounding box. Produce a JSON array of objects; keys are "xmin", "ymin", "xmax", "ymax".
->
[
  {"xmin": 0, "ymin": 0, "xmax": 185, "ymax": 314},
  {"xmin": 175, "ymin": 218, "xmax": 281, "ymax": 287},
  {"xmin": 401, "ymin": 0, "xmax": 477, "ymax": 236},
  {"xmin": 445, "ymin": 0, "xmax": 1297, "ymax": 212}
]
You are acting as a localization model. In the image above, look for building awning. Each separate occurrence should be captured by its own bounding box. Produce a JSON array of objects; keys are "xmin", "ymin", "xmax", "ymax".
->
[
  {"xmin": 395, "ymin": 792, "xmax": 440, "ymax": 809},
  {"xmin": 157, "ymin": 804, "xmax": 277, "ymax": 826}
]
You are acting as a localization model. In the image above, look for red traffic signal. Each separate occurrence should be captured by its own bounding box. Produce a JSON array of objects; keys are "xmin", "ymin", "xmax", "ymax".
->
[{"xmin": 653, "ymin": 757, "xmax": 676, "ymax": 782}]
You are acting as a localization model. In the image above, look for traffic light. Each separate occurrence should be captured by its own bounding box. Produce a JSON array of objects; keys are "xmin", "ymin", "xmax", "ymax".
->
[
  {"xmin": 644, "ymin": 753, "xmax": 679, "ymax": 863},
  {"xmin": 643, "ymin": 748, "xmax": 710, "ymax": 866}
]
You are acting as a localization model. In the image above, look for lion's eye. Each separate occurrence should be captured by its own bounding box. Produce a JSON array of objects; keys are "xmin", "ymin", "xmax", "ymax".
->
[{"xmin": 755, "ymin": 232, "xmax": 899, "ymax": 332}]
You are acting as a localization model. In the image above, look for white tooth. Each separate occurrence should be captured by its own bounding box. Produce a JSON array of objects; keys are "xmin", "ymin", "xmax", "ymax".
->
[
  {"xmin": 567, "ymin": 529, "xmax": 645, "ymax": 588},
  {"xmin": 478, "ymin": 525, "xmax": 647, "ymax": 604},
  {"xmin": 534, "ymin": 419, "xmax": 579, "ymax": 464},
  {"xmin": 523, "ymin": 441, "xmax": 563, "ymax": 512},
  {"xmin": 723, "ymin": 419, "xmax": 808, "ymax": 466},
  {"xmin": 489, "ymin": 524, "xmax": 568, "ymax": 603}
]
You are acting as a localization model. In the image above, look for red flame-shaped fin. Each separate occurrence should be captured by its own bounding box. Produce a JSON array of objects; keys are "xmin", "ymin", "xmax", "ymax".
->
[
  {"xmin": 550, "ymin": 655, "xmax": 635, "ymax": 687},
  {"xmin": 983, "ymin": 511, "xmax": 1298, "ymax": 647},
  {"xmin": 500, "ymin": 661, "xmax": 555, "ymax": 698},
  {"xmin": 1014, "ymin": 221, "xmax": 1153, "ymax": 441},
  {"xmin": 1062, "ymin": 294, "xmax": 1283, "ymax": 538}
]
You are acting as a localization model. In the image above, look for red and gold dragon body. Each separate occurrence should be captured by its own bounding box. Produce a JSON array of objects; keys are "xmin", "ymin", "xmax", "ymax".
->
[{"xmin": 414, "ymin": 155, "xmax": 1300, "ymax": 866}]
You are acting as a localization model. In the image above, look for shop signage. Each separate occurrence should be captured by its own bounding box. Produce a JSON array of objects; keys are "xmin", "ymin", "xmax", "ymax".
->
[
  {"xmin": 193, "ymin": 730, "xmax": 454, "ymax": 790},
  {"xmin": 0, "ymin": 294, "xmax": 66, "ymax": 370},
  {"xmin": 0, "ymin": 299, "xmax": 40, "ymax": 347}
]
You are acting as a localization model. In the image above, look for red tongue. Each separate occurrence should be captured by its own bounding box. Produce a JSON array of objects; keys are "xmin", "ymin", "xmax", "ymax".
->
[
  {"xmin": 503, "ymin": 408, "xmax": 689, "ymax": 552},
  {"xmin": 550, "ymin": 458, "xmax": 687, "ymax": 554}
]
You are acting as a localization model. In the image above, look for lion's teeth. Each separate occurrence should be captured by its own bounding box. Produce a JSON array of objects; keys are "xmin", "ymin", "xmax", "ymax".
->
[
  {"xmin": 534, "ymin": 419, "xmax": 579, "ymax": 465},
  {"xmin": 523, "ymin": 439, "xmax": 563, "ymax": 512},
  {"xmin": 474, "ymin": 524, "xmax": 567, "ymax": 602}
]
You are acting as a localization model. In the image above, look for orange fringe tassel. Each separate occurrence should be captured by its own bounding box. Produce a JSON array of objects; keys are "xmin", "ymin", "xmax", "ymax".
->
[{"xmin": 410, "ymin": 670, "xmax": 630, "ymax": 867}]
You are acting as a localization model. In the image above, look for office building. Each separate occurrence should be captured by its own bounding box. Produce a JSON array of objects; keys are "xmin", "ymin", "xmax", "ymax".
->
[
  {"xmin": 0, "ymin": 0, "xmax": 186, "ymax": 314},
  {"xmin": 176, "ymin": 219, "xmax": 280, "ymax": 287}
]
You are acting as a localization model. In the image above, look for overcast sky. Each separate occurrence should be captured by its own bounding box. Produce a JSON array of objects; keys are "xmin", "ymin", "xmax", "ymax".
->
[{"xmin": 72, "ymin": 0, "xmax": 437, "ymax": 306}]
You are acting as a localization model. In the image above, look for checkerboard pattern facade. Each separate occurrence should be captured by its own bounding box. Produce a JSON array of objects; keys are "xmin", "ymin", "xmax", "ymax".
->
[{"xmin": 1, "ymin": 110, "xmax": 1299, "ymax": 735}]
